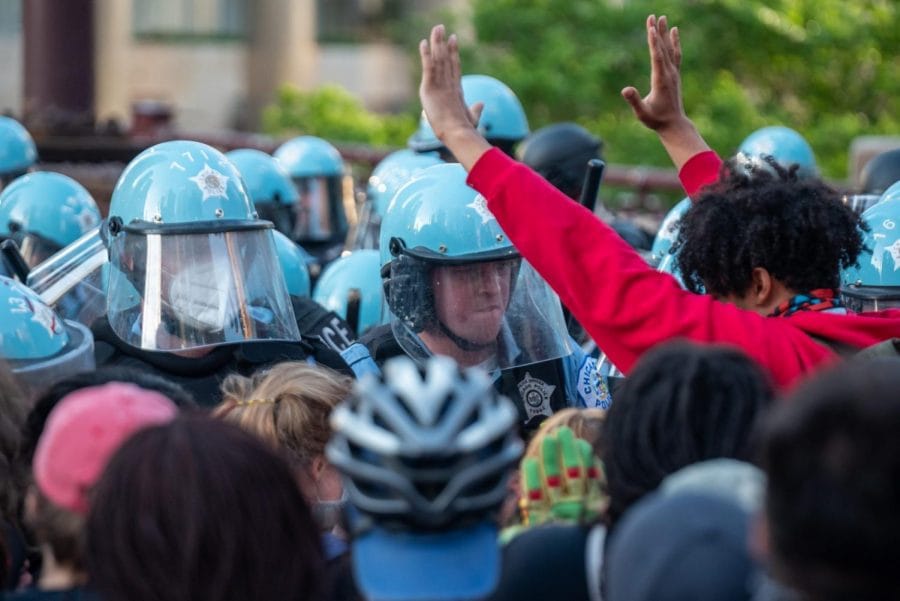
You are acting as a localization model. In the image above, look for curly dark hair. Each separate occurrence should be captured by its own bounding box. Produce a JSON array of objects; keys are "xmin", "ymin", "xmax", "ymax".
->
[
  {"xmin": 761, "ymin": 358, "xmax": 900, "ymax": 600},
  {"xmin": 601, "ymin": 340, "xmax": 773, "ymax": 526},
  {"xmin": 673, "ymin": 157, "xmax": 867, "ymax": 297}
]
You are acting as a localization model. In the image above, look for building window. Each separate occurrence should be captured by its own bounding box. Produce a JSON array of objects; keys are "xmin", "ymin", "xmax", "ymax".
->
[
  {"xmin": 133, "ymin": 0, "xmax": 246, "ymax": 41},
  {"xmin": 317, "ymin": 0, "xmax": 413, "ymax": 43},
  {"xmin": 0, "ymin": 0, "xmax": 22, "ymax": 36}
]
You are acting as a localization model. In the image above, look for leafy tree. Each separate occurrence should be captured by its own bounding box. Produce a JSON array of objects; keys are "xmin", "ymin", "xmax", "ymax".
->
[
  {"xmin": 465, "ymin": 0, "xmax": 900, "ymax": 179},
  {"xmin": 262, "ymin": 84, "xmax": 417, "ymax": 147}
]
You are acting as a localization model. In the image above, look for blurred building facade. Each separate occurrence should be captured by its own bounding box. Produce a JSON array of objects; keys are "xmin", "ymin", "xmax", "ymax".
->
[{"xmin": 0, "ymin": 0, "xmax": 461, "ymax": 132}]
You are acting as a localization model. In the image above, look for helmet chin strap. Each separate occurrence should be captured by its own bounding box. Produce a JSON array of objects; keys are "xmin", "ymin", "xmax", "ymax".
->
[{"xmin": 437, "ymin": 319, "xmax": 496, "ymax": 352}]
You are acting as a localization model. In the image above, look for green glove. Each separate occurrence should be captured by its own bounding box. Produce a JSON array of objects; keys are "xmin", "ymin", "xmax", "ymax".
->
[{"xmin": 519, "ymin": 426, "xmax": 606, "ymax": 526}]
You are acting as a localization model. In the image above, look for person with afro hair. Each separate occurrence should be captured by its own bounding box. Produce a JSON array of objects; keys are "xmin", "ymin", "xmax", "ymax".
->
[
  {"xmin": 413, "ymin": 17, "xmax": 900, "ymax": 391},
  {"xmin": 672, "ymin": 157, "xmax": 865, "ymax": 303}
]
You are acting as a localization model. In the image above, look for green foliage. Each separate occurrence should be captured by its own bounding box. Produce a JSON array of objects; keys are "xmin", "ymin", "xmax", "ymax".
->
[
  {"xmin": 262, "ymin": 84, "xmax": 417, "ymax": 147},
  {"xmin": 465, "ymin": 0, "xmax": 900, "ymax": 179}
]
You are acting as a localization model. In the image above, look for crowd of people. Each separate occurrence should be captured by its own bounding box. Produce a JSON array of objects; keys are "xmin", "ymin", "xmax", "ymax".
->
[{"xmin": 0, "ymin": 12, "xmax": 898, "ymax": 601}]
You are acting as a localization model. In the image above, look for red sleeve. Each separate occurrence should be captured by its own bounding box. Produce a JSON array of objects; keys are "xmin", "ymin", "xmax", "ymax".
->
[
  {"xmin": 467, "ymin": 148, "xmax": 832, "ymax": 389},
  {"xmin": 679, "ymin": 150, "xmax": 723, "ymax": 199}
]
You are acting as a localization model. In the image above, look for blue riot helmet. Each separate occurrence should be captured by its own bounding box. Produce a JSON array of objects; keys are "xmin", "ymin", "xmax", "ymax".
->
[
  {"xmin": 368, "ymin": 150, "xmax": 444, "ymax": 219},
  {"xmin": 105, "ymin": 140, "xmax": 300, "ymax": 352},
  {"xmin": 380, "ymin": 163, "xmax": 571, "ymax": 369},
  {"xmin": 272, "ymin": 229, "xmax": 312, "ymax": 298},
  {"xmin": 313, "ymin": 250, "xmax": 383, "ymax": 337},
  {"xmin": 0, "ymin": 172, "xmax": 101, "ymax": 267},
  {"xmin": 649, "ymin": 197, "xmax": 695, "ymax": 289},
  {"xmin": 225, "ymin": 148, "xmax": 299, "ymax": 237},
  {"xmin": 274, "ymin": 136, "xmax": 354, "ymax": 264},
  {"xmin": 844, "ymin": 175, "xmax": 900, "ymax": 216},
  {"xmin": 0, "ymin": 276, "xmax": 94, "ymax": 392},
  {"xmin": 860, "ymin": 148, "xmax": 900, "ymax": 195},
  {"xmin": 736, "ymin": 126, "xmax": 817, "ymax": 179},
  {"xmin": 408, "ymin": 74, "xmax": 529, "ymax": 158},
  {"xmin": 650, "ymin": 197, "xmax": 691, "ymax": 268},
  {"xmin": 349, "ymin": 150, "xmax": 444, "ymax": 252},
  {"xmin": 0, "ymin": 117, "xmax": 37, "ymax": 189},
  {"xmin": 840, "ymin": 197, "xmax": 900, "ymax": 312}
]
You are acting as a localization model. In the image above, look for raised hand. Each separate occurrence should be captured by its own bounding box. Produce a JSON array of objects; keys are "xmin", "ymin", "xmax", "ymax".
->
[
  {"xmin": 621, "ymin": 15, "xmax": 710, "ymax": 171},
  {"xmin": 418, "ymin": 24, "xmax": 490, "ymax": 170},
  {"xmin": 621, "ymin": 15, "xmax": 686, "ymax": 132},
  {"xmin": 519, "ymin": 426, "xmax": 607, "ymax": 526}
]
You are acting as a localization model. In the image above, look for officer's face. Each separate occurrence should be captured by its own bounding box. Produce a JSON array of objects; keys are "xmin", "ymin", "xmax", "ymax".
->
[{"xmin": 431, "ymin": 259, "xmax": 514, "ymax": 345}]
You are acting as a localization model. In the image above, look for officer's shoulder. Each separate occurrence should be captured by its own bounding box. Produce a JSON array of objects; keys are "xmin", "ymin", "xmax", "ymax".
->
[
  {"xmin": 236, "ymin": 338, "xmax": 355, "ymax": 377},
  {"xmin": 359, "ymin": 323, "xmax": 404, "ymax": 365}
]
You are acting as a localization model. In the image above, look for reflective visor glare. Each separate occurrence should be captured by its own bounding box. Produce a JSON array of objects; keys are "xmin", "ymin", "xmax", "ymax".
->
[
  {"xmin": 389, "ymin": 256, "xmax": 572, "ymax": 369},
  {"xmin": 16, "ymin": 233, "xmax": 60, "ymax": 269},
  {"xmin": 294, "ymin": 177, "xmax": 334, "ymax": 240},
  {"xmin": 844, "ymin": 295, "xmax": 900, "ymax": 313},
  {"xmin": 842, "ymin": 194, "xmax": 882, "ymax": 215},
  {"xmin": 107, "ymin": 229, "xmax": 299, "ymax": 351}
]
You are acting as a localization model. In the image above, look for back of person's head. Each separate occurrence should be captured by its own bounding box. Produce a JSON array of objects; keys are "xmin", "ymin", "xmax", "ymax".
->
[
  {"xmin": 602, "ymin": 341, "xmax": 773, "ymax": 524},
  {"xmin": 86, "ymin": 416, "xmax": 323, "ymax": 601},
  {"xmin": 328, "ymin": 355, "xmax": 522, "ymax": 601},
  {"xmin": 216, "ymin": 362, "xmax": 350, "ymax": 459},
  {"xmin": 606, "ymin": 492, "xmax": 758, "ymax": 601},
  {"xmin": 761, "ymin": 358, "xmax": 900, "ymax": 601},
  {"xmin": 675, "ymin": 158, "xmax": 866, "ymax": 297},
  {"xmin": 28, "ymin": 382, "xmax": 177, "ymax": 580},
  {"xmin": 0, "ymin": 361, "xmax": 28, "ymax": 589},
  {"xmin": 215, "ymin": 362, "xmax": 351, "ymax": 475},
  {"xmin": 21, "ymin": 365, "xmax": 195, "ymax": 469},
  {"xmin": 0, "ymin": 361, "xmax": 27, "ymax": 523},
  {"xmin": 524, "ymin": 407, "xmax": 605, "ymax": 462}
]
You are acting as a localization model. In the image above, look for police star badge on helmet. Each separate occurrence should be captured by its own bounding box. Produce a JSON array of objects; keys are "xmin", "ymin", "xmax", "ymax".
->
[{"xmin": 104, "ymin": 140, "xmax": 300, "ymax": 352}]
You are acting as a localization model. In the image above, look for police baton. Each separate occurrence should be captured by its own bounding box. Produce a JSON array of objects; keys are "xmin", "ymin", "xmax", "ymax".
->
[
  {"xmin": 346, "ymin": 288, "xmax": 362, "ymax": 338},
  {"xmin": 0, "ymin": 239, "xmax": 30, "ymax": 282},
  {"xmin": 578, "ymin": 159, "xmax": 606, "ymax": 214}
]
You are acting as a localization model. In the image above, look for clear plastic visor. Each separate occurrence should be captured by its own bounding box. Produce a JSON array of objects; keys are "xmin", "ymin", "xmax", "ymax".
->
[
  {"xmin": 255, "ymin": 201, "xmax": 296, "ymax": 239},
  {"xmin": 291, "ymin": 176, "xmax": 349, "ymax": 243},
  {"xmin": 841, "ymin": 286, "xmax": 900, "ymax": 313},
  {"xmin": 388, "ymin": 255, "xmax": 572, "ymax": 370},
  {"xmin": 26, "ymin": 225, "xmax": 109, "ymax": 328},
  {"xmin": 346, "ymin": 200, "xmax": 381, "ymax": 252},
  {"xmin": 107, "ymin": 227, "xmax": 300, "ymax": 352},
  {"xmin": 842, "ymin": 194, "xmax": 882, "ymax": 215},
  {"xmin": 6, "ymin": 231, "xmax": 62, "ymax": 268},
  {"xmin": 11, "ymin": 319, "xmax": 96, "ymax": 394}
]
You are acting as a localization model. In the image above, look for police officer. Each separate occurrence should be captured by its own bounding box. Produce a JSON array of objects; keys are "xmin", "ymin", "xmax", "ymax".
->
[
  {"xmin": 861, "ymin": 148, "xmax": 900, "ymax": 196},
  {"xmin": 0, "ymin": 116, "xmax": 37, "ymax": 190},
  {"xmin": 227, "ymin": 148, "xmax": 367, "ymax": 358},
  {"xmin": 92, "ymin": 140, "xmax": 370, "ymax": 406},
  {"xmin": 408, "ymin": 74, "xmax": 529, "ymax": 161},
  {"xmin": 841, "ymin": 194, "xmax": 900, "ymax": 313},
  {"xmin": 518, "ymin": 122, "xmax": 653, "ymax": 253},
  {"xmin": 350, "ymin": 149, "xmax": 443, "ymax": 251},
  {"xmin": 0, "ymin": 171, "xmax": 102, "ymax": 267},
  {"xmin": 273, "ymin": 136, "xmax": 354, "ymax": 268},
  {"xmin": 225, "ymin": 148, "xmax": 299, "ymax": 240},
  {"xmin": 736, "ymin": 125, "xmax": 818, "ymax": 177},
  {"xmin": 313, "ymin": 249, "xmax": 384, "ymax": 338},
  {"xmin": 0, "ymin": 275, "xmax": 94, "ymax": 394},
  {"xmin": 361, "ymin": 163, "xmax": 611, "ymax": 431}
]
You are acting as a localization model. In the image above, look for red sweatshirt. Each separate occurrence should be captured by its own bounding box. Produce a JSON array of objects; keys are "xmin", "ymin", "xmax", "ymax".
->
[{"xmin": 467, "ymin": 148, "xmax": 900, "ymax": 390}]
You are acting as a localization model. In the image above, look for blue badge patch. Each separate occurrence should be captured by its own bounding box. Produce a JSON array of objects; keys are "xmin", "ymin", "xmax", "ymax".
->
[{"xmin": 577, "ymin": 356, "xmax": 611, "ymax": 410}]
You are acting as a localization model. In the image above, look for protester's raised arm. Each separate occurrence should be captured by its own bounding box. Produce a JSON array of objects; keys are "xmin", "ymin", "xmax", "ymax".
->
[
  {"xmin": 418, "ymin": 24, "xmax": 492, "ymax": 171},
  {"xmin": 621, "ymin": 15, "xmax": 711, "ymax": 171}
]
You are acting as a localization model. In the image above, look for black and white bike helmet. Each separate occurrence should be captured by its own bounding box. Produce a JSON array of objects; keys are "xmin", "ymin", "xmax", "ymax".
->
[{"xmin": 327, "ymin": 355, "xmax": 523, "ymax": 530}]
